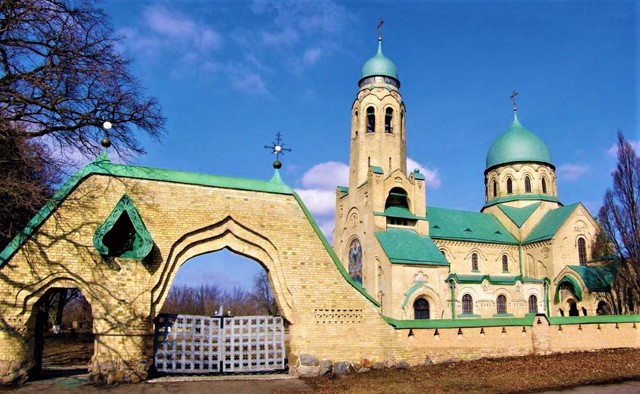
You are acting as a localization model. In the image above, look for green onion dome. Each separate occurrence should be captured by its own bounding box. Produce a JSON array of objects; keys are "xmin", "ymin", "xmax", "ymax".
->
[
  {"xmin": 360, "ymin": 40, "xmax": 398, "ymax": 83},
  {"xmin": 486, "ymin": 115, "xmax": 553, "ymax": 170}
]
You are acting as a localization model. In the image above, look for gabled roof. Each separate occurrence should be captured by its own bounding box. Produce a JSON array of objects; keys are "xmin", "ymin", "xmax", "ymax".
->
[
  {"xmin": 524, "ymin": 203, "xmax": 580, "ymax": 244},
  {"xmin": 375, "ymin": 228, "xmax": 449, "ymax": 266},
  {"xmin": 498, "ymin": 202, "xmax": 541, "ymax": 228},
  {"xmin": 568, "ymin": 264, "xmax": 618, "ymax": 292},
  {"xmin": 427, "ymin": 207, "xmax": 518, "ymax": 244}
]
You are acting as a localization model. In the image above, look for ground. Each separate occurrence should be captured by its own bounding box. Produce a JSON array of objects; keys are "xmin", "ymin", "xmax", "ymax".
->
[{"xmin": 5, "ymin": 333, "xmax": 638, "ymax": 393}]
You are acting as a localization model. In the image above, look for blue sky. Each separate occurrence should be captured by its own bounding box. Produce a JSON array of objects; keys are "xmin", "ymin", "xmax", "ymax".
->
[{"xmin": 99, "ymin": 0, "xmax": 637, "ymax": 292}]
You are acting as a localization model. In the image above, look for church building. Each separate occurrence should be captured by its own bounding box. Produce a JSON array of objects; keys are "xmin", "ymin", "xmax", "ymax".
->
[{"xmin": 333, "ymin": 31, "xmax": 613, "ymax": 321}]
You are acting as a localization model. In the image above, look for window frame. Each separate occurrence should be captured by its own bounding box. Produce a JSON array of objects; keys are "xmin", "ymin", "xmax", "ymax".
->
[
  {"xmin": 501, "ymin": 255, "xmax": 509, "ymax": 272},
  {"xmin": 384, "ymin": 107, "xmax": 393, "ymax": 133},
  {"xmin": 496, "ymin": 294, "xmax": 507, "ymax": 314},
  {"xmin": 578, "ymin": 237, "xmax": 587, "ymax": 266},
  {"xmin": 524, "ymin": 176, "xmax": 532, "ymax": 193},
  {"xmin": 471, "ymin": 252, "xmax": 479, "ymax": 271},
  {"xmin": 506, "ymin": 178, "xmax": 513, "ymax": 194},
  {"xmin": 462, "ymin": 294, "xmax": 473, "ymax": 315},
  {"xmin": 366, "ymin": 106, "xmax": 375, "ymax": 133},
  {"xmin": 413, "ymin": 298, "xmax": 430, "ymax": 319},
  {"xmin": 528, "ymin": 295, "xmax": 538, "ymax": 314}
]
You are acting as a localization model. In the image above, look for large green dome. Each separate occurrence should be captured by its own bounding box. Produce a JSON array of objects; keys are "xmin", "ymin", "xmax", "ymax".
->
[
  {"xmin": 361, "ymin": 40, "xmax": 398, "ymax": 81},
  {"xmin": 486, "ymin": 116, "xmax": 553, "ymax": 169}
]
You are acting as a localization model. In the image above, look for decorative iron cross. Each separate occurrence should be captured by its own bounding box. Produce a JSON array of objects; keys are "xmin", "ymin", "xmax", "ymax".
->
[
  {"xmin": 378, "ymin": 18, "xmax": 384, "ymax": 40},
  {"xmin": 264, "ymin": 132, "xmax": 292, "ymax": 168},
  {"xmin": 510, "ymin": 90, "xmax": 519, "ymax": 112}
]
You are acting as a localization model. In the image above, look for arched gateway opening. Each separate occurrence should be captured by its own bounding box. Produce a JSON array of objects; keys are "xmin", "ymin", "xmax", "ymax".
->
[
  {"xmin": 151, "ymin": 220, "xmax": 291, "ymax": 375},
  {"xmin": 30, "ymin": 286, "xmax": 94, "ymax": 380}
]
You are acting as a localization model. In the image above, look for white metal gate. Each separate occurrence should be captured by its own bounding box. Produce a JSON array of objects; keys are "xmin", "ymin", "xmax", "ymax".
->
[{"xmin": 153, "ymin": 314, "xmax": 285, "ymax": 374}]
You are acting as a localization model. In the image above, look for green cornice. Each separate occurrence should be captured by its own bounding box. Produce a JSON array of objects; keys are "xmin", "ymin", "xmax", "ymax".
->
[
  {"xmin": 484, "ymin": 194, "xmax": 559, "ymax": 209},
  {"xmin": 548, "ymin": 315, "xmax": 640, "ymax": 325},
  {"xmin": 382, "ymin": 314, "xmax": 535, "ymax": 329},
  {"xmin": 373, "ymin": 206, "xmax": 427, "ymax": 221},
  {"xmin": 0, "ymin": 158, "xmax": 292, "ymax": 266},
  {"xmin": 446, "ymin": 273, "xmax": 544, "ymax": 285},
  {"xmin": 93, "ymin": 194, "xmax": 154, "ymax": 259}
]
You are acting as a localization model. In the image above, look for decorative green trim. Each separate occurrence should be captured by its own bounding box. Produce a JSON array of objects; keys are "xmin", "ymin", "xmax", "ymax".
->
[
  {"xmin": 446, "ymin": 273, "xmax": 543, "ymax": 285},
  {"xmin": 548, "ymin": 315, "xmax": 640, "ymax": 325},
  {"xmin": 484, "ymin": 194, "xmax": 559, "ymax": 209},
  {"xmin": 291, "ymin": 192, "xmax": 381, "ymax": 307},
  {"xmin": 492, "ymin": 313, "xmax": 515, "ymax": 317},
  {"xmin": 370, "ymin": 165, "xmax": 384, "ymax": 174},
  {"xmin": 0, "ymin": 159, "xmax": 294, "ymax": 267},
  {"xmin": 93, "ymin": 194, "xmax": 154, "ymax": 259},
  {"xmin": 457, "ymin": 313, "xmax": 482, "ymax": 318},
  {"xmin": 554, "ymin": 274, "xmax": 584, "ymax": 303},
  {"xmin": 402, "ymin": 283, "xmax": 424, "ymax": 308},
  {"xmin": 382, "ymin": 314, "xmax": 536, "ymax": 329},
  {"xmin": 337, "ymin": 186, "xmax": 348, "ymax": 194}
]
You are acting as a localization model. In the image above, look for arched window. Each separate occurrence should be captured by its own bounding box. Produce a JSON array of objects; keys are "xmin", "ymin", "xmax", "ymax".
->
[
  {"xmin": 502, "ymin": 255, "xmax": 508, "ymax": 272},
  {"xmin": 524, "ymin": 176, "xmax": 532, "ymax": 193},
  {"xmin": 414, "ymin": 298, "xmax": 430, "ymax": 319},
  {"xmin": 366, "ymin": 106, "xmax": 375, "ymax": 133},
  {"xmin": 596, "ymin": 301, "xmax": 610, "ymax": 315},
  {"xmin": 497, "ymin": 294, "xmax": 507, "ymax": 314},
  {"xmin": 492, "ymin": 179, "xmax": 497, "ymax": 198},
  {"xmin": 471, "ymin": 253, "xmax": 478, "ymax": 271},
  {"xmin": 400, "ymin": 111, "xmax": 404, "ymax": 137},
  {"xmin": 578, "ymin": 237, "xmax": 587, "ymax": 266},
  {"xmin": 541, "ymin": 178, "xmax": 547, "ymax": 194},
  {"xmin": 384, "ymin": 108, "xmax": 393, "ymax": 133},
  {"xmin": 506, "ymin": 178, "xmax": 513, "ymax": 194},
  {"xmin": 353, "ymin": 110, "xmax": 358, "ymax": 137},
  {"xmin": 462, "ymin": 294, "xmax": 473, "ymax": 315},
  {"xmin": 440, "ymin": 249, "xmax": 446, "ymax": 256},
  {"xmin": 528, "ymin": 295, "xmax": 538, "ymax": 314}
]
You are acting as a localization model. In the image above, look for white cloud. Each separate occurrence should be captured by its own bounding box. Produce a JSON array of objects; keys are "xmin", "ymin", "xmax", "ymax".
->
[
  {"xmin": 606, "ymin": 140, "xmax": 640, "ymax": 157},
  {"xmin": 231, "ymin": 72, "xmax": 271, "ymax": 97},
  {"xmin": 557, "ymin": 163, "xmax": 590, "ymax": 181},
  {"xmin": 407, "ymin": 157, "xmax": 441, "ymax": 188},
  {"xmin": 143, "ymin": 5, "xmax": 222, "ymax": 51},
  {"xmin": 294, "ymin": 188, "xmax": 336, "ymax": 216},
  {"xmin": 300, "ymin": 161, "xmax": 349, "ymax": 188}
]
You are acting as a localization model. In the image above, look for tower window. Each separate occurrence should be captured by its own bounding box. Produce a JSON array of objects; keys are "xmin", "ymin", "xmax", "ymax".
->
[
  {"xmin": 471, "ymin": 253, "xmax": 478, "ymax": 271},
  {"xmin": 385, "ymin": 108, "xmax": 393, "ymax": 133},
  {"xmin": 366, "ymin": 106, "xmax": 375, "ymax": 133},
  {"xmin": 542, "ymin": 178, "xmax": 547, "ymax": 194},
  {"xmin": 578, "ymin": 237, "xmax": 587, "ymax": 266},
  {"xmin": 525, "ymin": 176, "xmax": 532, "ymax": 193},
  {"xmin": 497, "ymin": 295, "xmax": 507, "ymax": 314},
  {"xmin": 502, "ymin": 255, "xmax": 508, "ymax": 272},
  {"xmin": 492, "ymin": 179, "xmax": 497, "ymax": 198},
  {"xmin": 506, "ymin": 178, "xmax": 513, "ymax": 194},
  {"xmin": 462, "ymin": 294, "xmax": 473, "ymax": 315},
  {"xmin": 414, "ymin": 298, "xmax": 430, "ymax": 319},
  {"xmin": 400, "ymin": 111, "xmax": 404, "ymax": 138},
  {"xmin": 528, "ymin": 295, "xmax": 538, "ymax": 314}
]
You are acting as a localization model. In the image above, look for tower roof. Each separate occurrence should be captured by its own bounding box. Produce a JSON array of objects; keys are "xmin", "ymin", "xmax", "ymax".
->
[
  {"xmin": 486, "ymin": 115, "xmax": 553, "ymax": 170},
  {"xmin": 360, "ymin": 40, "xmax": 398, "ymax": 82}
]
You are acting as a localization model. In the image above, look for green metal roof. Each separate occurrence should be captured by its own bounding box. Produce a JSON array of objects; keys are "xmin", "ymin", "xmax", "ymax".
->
[
  {"xmin": 484, "ymin": 194, "xmax": 559, "ymax": 208},
  {"xmin": 446, "ymin": 273, "xmax": 544, "ymax": 285},
  {"xmin": 411, "ymin": 168, "xmax": 425, "ymax": 180},
  {"xmin": 375, "ymin": 228, "xmax": 449, "ymax": 266},
  {"xmin": 524, "ymin": 203, "xmax": 579, "ymax": 244},
  {"xmin": 370, "ymin": 165, "xmax": 384, "ymax": 174},
  {"xmin": 337, "ymin": 186, "xmax": 348, "ymax": 193},
  {"xmin": 374, "ymin": 206, "xmax": 427, "ymax": 221},
  {"xmin": 427, "ymin": 207, "xmax": 518, "ymax": 244},
  {"xmin": 498, "ymin": 202, "xmax": 541, "ymax": 227},
  {"xmin": 361, "ymin": 40, "xmax": 398, "ymax": 81},
  {"xmin": 568, "ymin": 264, "xmax": 618, "ymax": 292},
  {"xmin": 486, "ymin": 115, "xmax": 553, "ymax": 169},
  {"xmin": 382, "ymin": 314, "xmax": 536, "ymax": 329}
]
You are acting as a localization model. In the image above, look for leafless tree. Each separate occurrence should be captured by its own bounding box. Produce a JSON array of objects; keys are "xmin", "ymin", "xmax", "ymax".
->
[
  {"xmin": 251, "ymin": 270, "xmax": 279, "ymax": 315},
  {"xmin": 597, "ymin": 131, "xmax": 640, "ymax": 314},
  {"xmin": 0, "ymin": 0, "xmax": 166, "ymax": 158}
]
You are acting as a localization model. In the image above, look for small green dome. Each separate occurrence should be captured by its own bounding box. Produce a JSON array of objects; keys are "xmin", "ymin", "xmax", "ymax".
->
[
  {"xmin": 486, "ymin": 115, "xmax": 553, "ymax": 169},
  {"xmin": 361, "ymin": 40, "xmax": 398, "ymax": 81}
]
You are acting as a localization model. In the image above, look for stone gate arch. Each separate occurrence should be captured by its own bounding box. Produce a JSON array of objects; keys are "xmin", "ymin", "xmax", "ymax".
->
[{"xmin": 151, "ymin": 215, "xmax": 296, "ymax": 322}]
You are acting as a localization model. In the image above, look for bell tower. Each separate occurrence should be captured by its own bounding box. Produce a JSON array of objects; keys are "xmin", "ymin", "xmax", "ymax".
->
[{"xmin": 348, "ymin": 23, "xmax": 406, "ymax": 192}]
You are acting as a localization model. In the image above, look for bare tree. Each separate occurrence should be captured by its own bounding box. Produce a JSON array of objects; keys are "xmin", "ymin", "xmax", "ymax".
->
[
  {"xmin": 251, "ymin": 270, "xmax": 278, "ymax": 315},
  {"xmin": 597, "ymin": 131, "xmax": 640, "ymax": 314},
  {"xmin": 0, "ymin": 0, "xmax": 166, "ymax": 158}
]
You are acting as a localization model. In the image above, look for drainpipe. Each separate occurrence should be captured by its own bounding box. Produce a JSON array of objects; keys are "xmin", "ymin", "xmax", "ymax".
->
[{"xmin": 449, "ymin": 279, "xmax": 456, "ymax": 319}]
